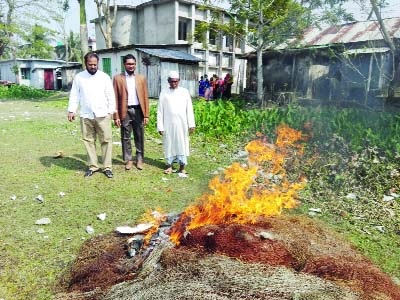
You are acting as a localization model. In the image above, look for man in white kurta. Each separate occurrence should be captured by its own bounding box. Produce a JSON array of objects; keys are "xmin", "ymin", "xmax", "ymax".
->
[{"xmin": 157, "ymin": 71, "xmax": 195, "ymax": 174}]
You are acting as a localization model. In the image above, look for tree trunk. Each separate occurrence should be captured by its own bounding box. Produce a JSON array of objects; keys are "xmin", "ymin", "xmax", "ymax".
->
[
  {"xmin": 95, "ymin": 0, "xmax": 117, "ymax": 49},
  {"xmin": 370, "ymin": 0, "xmax": 396, "ymax": 53},
  {"xmin": 256, "ymin": 12, "xmax": 264, "ymax": 106},
  {"xmin": 370, "ymin": 0, "xmax": 399, "ymax": 101},
  {"xmin": 79, "ymin": 0, "xmax": 88, "ymax": 67}
]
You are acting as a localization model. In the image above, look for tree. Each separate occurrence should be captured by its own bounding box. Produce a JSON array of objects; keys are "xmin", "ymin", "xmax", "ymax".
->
[
  {"xmin": 66, "ymin": 31, "xmax": 82, "ymax": 62},
  {"xmin": 202, "ymin": 0, "xmax": 307, "ymax": 106},
  {"xmin": 18, "ymin": 24, "xmax": 55, "ymax": 58},
  {"xmin": 78, "ymin": 0, "xmax": 89, "ymax": 64},
  {"xmin": 94, "ymin": 0, "xmax": 117, "ymax": 49}
]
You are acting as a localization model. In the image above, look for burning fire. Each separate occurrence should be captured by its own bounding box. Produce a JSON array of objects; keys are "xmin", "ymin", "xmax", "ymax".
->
[
  {"xmin": 169, "ymin": 124, "xmax": 307, "ymax": 245},
  {"xmin": 139, "ymin": 208, "xmax": 167, "ymax": 244}
]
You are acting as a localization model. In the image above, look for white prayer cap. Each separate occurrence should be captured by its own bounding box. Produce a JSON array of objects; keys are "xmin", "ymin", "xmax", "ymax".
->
[{"xmin": 168, "ymin": 71, "xmax": 179, "ymax": 79}]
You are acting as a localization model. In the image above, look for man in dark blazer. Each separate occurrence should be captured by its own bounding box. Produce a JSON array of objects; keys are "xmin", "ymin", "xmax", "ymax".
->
[{"xmin": 113, "ymin": 54, "xmax": 149, "ymax": 170}]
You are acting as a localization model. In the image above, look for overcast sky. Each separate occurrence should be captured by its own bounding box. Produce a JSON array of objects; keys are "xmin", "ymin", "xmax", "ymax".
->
[{"xmin": 64, "ymin": 0, "xmax": 400, "ymax": 39}]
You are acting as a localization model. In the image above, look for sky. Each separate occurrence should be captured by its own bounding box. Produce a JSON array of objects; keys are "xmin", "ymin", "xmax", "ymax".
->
[{"xmin": 64, "ymin": 0, "xmax": 400, "ymax": 39}]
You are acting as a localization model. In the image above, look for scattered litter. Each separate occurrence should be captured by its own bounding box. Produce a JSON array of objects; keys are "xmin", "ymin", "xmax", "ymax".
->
[
  {"xmin": 308, "ymin": 212, "xmax": 318, "ymax": 217},
  {"xmin": 59, "ymin": 192, "xmax": 66, "ymax": 197},
  {"xmin": 374, "ymin": 226, "xmax": 385, "ymax": 233},
  {"xmin": 178, "ymin": 172, "xmax": 188, "ymax": 178},
  {"xmin": 390, "ymin": 192, "xmax": 400, "ymax": 198},
  {"xmin": 53, "ymin": 150, "xmax": 64, "ymax": 158},
  {"xmin": 127, "ymin": 234, "xmax": 145, "ymax": 257},
  {"xmin": 43, "ymin": 235, "xmax": 49, "ymax": 239},
  {"xmin": 259, "ymin": 231, "xmax": 276, "ymax": 240},
  {"xmin": 309, "ymin": 208, "xmax": 322, "ymax": 213},
  {"xmin": 161, "ymin": 177, "xmax": 169, "ymax": 181},
  {"xmin": 35, "ymin": 195, "xmax": 44, "ymax": 202},
  {"xmin": 36, "ymin": 228, "xmax": 45, "ymax": 234},
  {"xmin": 112, "ymin": 141, "xmax": 122, "ymax": 145},
  {"xmin": 86, "ymin": 226, "xmax": 95, "ymax": 234},
  {"xmin": 34, "ymin": 184, "xmax": 39, "ymax": 189},
  {"xmin": 159, "ymin": 157, "xmax": 164, "ymax": 160},
  {"xmin": 10, "ymin": 195, "xmax": 16, "ymax": 200},
  {"xmin": 97, "ymin": 213, "xmax": 107, "ymax": 221},
  {"xmin": 35, "ymin": 218, "xmax": 51, "ymax": 225},
  {"xmin": 345, "ymin": 193, "xmax": 357, "ymax": 200},
  {"xmin": 115, "ymin": 223, "xmax": 154, "ymax": 234},
  {"xmin": 219, "ymin": 144, "xmax": 227, "ymax": 148},
  {"xmin": 382, "ymin": 195, "xmax": 394, "ymax": 202}
]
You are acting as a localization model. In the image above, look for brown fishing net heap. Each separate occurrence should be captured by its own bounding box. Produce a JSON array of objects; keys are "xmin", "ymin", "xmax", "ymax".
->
[{"xmin": 55, "ymin": 215, "xmax": 400, "ymax": 300}]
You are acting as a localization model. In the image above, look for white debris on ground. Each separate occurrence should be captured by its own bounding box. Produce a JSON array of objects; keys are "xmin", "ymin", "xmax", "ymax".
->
[
  {"xmin": 97, "ymin": 213, "xmax": 107, "ymax": 221},
  {"xmin": 382, "ymin": 195, "xmax": 394, "ymax": 202},
  {"xmin": 115, "ymin": 223, "xmax": 154, "ymax": 234},
  {"xmin": 35, "ymin": 195, "xmax": 44, "ymax": 202},
  {"xmin": 10, "ymin": 195, "xmax": 16, "ymax": 200},
  {"xmin": 86, "ymin": 226, "xmax": 95, "ymax": 234},
  {"xmin": 178, "ymin": 172, "xmax": 188, "ymax": 178},
  {"xmin": 35, "ymin": 218, "xmax": 51, "ymax": 225},
  {"xmin": 59, "ymin": 192, "xmax": 66, "ymax": 197},
  {"xmin": 345, "ymin": 193, "xmax": 357, "ymax": 200}
]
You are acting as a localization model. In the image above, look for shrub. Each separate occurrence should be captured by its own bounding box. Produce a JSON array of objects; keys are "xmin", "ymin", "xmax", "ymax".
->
[{"xmin": 0, "ymin": 84, "xmax": 55, "ymax": 99}]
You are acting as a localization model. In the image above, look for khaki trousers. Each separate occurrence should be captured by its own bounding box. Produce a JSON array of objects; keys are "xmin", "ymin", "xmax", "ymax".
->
[{"xmin": 80, "ymin": 115, "xmax": 113, "ymax": 171}]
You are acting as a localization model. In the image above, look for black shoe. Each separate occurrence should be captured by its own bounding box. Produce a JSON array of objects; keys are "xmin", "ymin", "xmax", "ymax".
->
[
  {"xmin": 103, "ymin": 169, "xmax": 113, "ymax": 178},
  {"xmin": 84, "ymin": 169, "xmax": 97, "ymax": 177}
]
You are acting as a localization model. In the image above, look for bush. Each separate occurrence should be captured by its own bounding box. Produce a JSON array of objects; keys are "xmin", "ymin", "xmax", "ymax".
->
[{"xmin": 0, "ymin": 84, "xmax": 55, "ymax": 99}]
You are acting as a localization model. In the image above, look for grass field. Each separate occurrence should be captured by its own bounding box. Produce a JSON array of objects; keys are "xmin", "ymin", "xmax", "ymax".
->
[{"xmin": 0, "ymin": 97, "xmax": 236, "ymax": 300}]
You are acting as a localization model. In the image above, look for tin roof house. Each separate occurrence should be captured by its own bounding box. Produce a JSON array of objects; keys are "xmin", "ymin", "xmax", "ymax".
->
[
  {"xmin": 0, "ymin": 58, "xmax": 80, "ymax": 91},
  {"xmin": 245, "ymin": 17, "xmax": 400, "ymax": 107}
]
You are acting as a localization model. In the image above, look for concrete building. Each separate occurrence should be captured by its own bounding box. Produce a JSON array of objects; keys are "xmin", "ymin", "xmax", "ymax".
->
[
  {"xmin": 92, "ymin": 0, "xmax": 251, "ymax": 94},
  {"xmin": 0, "ymin": 58, "xmax": 80, "ymax": 90}
]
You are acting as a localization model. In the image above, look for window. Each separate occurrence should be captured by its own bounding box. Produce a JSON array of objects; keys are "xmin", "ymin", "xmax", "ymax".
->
[
  {"xmin": 225, "ymin": 35, "xmax": 233, "ymax": 49},
  {"xmin": 120, "ymin": 56, "xmax": 125, "ymax": 72},
  {"xmin": 178, "ymin": 19, "xmax": 188, "ymax": 41},
  {"xmin": 102, "ymin": 58, "xmax": 112, "ymax": 77},
  {"xmin": 21, "ymin": 68, "xmax": 31, "ymax": 80},
  {"xmin": 209, "ymin": 30, "xmax": 216, "ymax": 45}
]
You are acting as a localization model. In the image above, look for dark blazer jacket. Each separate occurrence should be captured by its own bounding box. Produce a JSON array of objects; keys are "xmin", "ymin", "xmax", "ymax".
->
[{"xmin": 113, "ymin": 73, "xmax": 149, "ymax": 120}]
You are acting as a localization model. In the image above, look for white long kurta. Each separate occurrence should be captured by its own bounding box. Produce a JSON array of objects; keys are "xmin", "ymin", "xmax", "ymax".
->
[{"xmin": 157, "ymin": 86, "xmax": 195, "ymax": 158}]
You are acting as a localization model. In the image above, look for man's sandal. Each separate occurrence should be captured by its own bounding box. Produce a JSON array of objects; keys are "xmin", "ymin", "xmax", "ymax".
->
[{"xmin": 163, "ymin": 167, "xmax": 173, "ymax": 174}]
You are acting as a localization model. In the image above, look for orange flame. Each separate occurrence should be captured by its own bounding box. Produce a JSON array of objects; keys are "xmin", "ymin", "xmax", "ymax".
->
[
  {"xmin": 139, "ymin": 207, "xmax": 167, "ymax": 245},
  {"xmin": 169, "ymin": 124, "xmax": 306, "ymax": 245}
]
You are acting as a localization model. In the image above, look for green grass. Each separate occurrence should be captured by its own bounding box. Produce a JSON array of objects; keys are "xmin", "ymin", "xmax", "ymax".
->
[
  {"xmin": 0, "ymin": 97, "xmax": 399, "ymax": 300},
  {"xmin": 0, "ymin": 98, "xmax": 234, "ymax": 300}
]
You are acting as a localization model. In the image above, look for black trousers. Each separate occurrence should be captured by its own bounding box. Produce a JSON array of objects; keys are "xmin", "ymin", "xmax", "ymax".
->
[{"xmin": 121, "ymin": 107, "xmax": 144, "ymax": 162}]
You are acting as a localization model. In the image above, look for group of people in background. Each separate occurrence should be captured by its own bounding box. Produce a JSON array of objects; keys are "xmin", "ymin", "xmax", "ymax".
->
[
  {"xmin": 198, "ymin": 73, "xmax": 233, "ymax": 101},
  {"xmin": 67, "ymin": 52, "xmax": 195, "ymax": 178}
]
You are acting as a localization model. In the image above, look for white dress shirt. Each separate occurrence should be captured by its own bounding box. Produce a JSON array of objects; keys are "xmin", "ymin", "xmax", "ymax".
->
[
  {"xmin": 125, "ymin": 71, "xmax": 139, "ymax": 106},
  {"xmin": 68, "ymin": 70, "xmax": 116, "ymax": 119}
]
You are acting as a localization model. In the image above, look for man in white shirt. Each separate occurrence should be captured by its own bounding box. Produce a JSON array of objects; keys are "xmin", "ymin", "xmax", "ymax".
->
[
  {"xmin": 67, "ymin": 52, "xmax": 116, "ymax": 178},
  {"xmin": 157, "ymin": 71, "xmax": 195, "ymax": 174}
]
